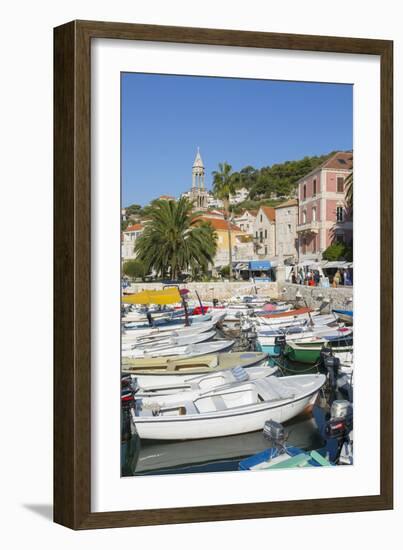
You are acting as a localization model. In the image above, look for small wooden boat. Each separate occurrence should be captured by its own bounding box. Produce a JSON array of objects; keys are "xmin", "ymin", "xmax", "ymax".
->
[
  {"xmin": 255, "ymin": 313, "xmax": 337, "ymax": 331},
  {"xmin": 256, "ymin": 309, "xmax": 327, "ymax": 327},
  {"xmin": 332, "ymin": 309, "xmax": 353, "ymax": 325},
  {"xmin": 122, "ymin": 324, "xmax": 214, "ymax": 349},
  {"xmin": 122, "ymin": 320, "xmax": 218, "ymax": 343},
  {"xmin": 123, "ymin": 307, "xmax": 186, "ymax": 323},
  {"xmin": 285, "ymin": 341, "xmax": 353, "ymax": 364},
  {"xmin": 121, "ymin": 351, "xmax": 268, "ymax": 379},
  {"xmin": 131, "ymin": 373, "xmax": 325, "ymax": 440},
  {"xmin": 260, "ymin": 306, "xmax": 313, "ymax": 319},
  {"xmin": 122, "ymin": 339, "xmax": 234, "ymax": 359},
  {"xmin": 257, "ymin": 326, "xmax": 352, "ymax": 355},
  {"xmin": 124, "ymin": 312, "xmax": 213, "ymax": 330},
  {"xmin": 123, "ymin": 330, "xmax": 216, "ymax": 357}
]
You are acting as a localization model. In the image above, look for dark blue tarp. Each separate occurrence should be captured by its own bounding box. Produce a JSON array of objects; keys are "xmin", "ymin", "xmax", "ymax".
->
[{"xmin": 249, "ymin": 260, "xmax": 271, "ymax": 270}]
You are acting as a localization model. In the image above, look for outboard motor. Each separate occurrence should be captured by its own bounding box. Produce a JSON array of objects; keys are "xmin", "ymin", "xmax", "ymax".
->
[
  {"xmin": 241, "ymin": 320, "xmax": 258, "ymax": 350},
  {"xmin": 212, "ymin": 298, "xmax": 219, "ymax": 307},
  {"xmin": 323, "ymin": 355, "xmax": 340, "ymax": 393},
  {"xmin": 274, "ymin": 334, "xmax": 286, "ymax": 354},
  {"xmin": 146, "ymin": 310, "xmax": 154, "ymax": 327},
  {"xmin": 320, "ymin": 346, "xmax": 332, "ymax": 362},
  {"xmin": 121, "ymin": 375, "xmax": 139, "ymax": 394},
  {"xmin": 263, "ymin": 420, "xmax": 287, "ymax": 451},
  {"xmin": 325, "ymin": 399, "xmax": 353, "ymax": 439}
]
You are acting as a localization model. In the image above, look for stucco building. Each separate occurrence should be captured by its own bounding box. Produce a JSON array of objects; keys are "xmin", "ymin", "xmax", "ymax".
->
[
  {"xmin": 297, "ymin": 151, "xmax": 353, "ymax": 260},
  {"xmin": 196, "ymin": 214, "xmax": 253, "ymax": 268},
  {"xmin": 275, "ymin": 199, "xmax": 299, "ymax": 260},
  {"xmin": 253, "ymin": 205, "xmax": 276, "ymax": 258},
  {"xmin": 229, "ymin": 187, "xmax": 249, "ymax": 204},
  {"xmin": 233, "ymin": 209, "xmax": 257, "ymax": 235},
  {"xmin": 122, "ymin": 223, "xmax": 144, "ymax": 260}
]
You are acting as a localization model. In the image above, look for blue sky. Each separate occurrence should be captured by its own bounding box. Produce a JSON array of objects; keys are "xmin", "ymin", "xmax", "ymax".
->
[{"xmin": 121, "ymin": 73, "xmax": 352, "ymax": 207}]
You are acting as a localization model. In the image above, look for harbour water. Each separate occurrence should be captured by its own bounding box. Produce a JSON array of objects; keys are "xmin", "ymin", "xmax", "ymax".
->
[{"xmin": 121, "ymin": 321, "xmax": 347, "ymax": 476}]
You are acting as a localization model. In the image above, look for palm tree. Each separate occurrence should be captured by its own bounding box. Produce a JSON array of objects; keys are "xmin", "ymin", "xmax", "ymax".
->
[
  {"xmin": 212, "ymin": 162, "xmax": 236, "ymax": 280},
  {"xmin": 134, "ymin": 197, "xmax": 217, "ymax": 280}
]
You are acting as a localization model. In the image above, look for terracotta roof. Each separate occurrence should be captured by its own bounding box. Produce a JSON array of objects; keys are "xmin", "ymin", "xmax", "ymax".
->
[
  {"xmin": 125, "ymin": 223, "xmax": 143, "ymax": 232},
  {"xmin": 196, "ymin": 216, "xmax": 245, "ymax": 232},
  {"xmin": 297, "ymin": 151, "xmax": 353, "ymax": 182},
  {"xmin": 275, "ymin": 199, "xmax": 298, "ymax": 209},
  {"xmin": 204, "ymin": 209, "xmax": 225, "ymax": 218},
  {"xmin": 235, "ymin": 209, "xmax": 257, "ymax": 218},
  {"xmin": 260, "ymin": 206, "xmax": 276, "ymax": 222},
  {"xmin": 158, "ymin": 195, "xmax": 175, "ymax": 200},
  {"xmin": 322, "ymin": 151, "xmax": 353, "ymax": 170}
]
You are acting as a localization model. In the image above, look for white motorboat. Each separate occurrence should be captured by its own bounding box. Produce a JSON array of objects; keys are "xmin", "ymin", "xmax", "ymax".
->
[
  {"xmin": 257, "ymin": 325, "xmax": 352, "ymax": 348},
  {"xmin": 124, "ymin": 330, "xmax": 216, "ymax": 356},
  {"xmin": 259, "ymin": 313, "xmax": 336, "ymax": 328},
  {"xmin": 124, "ymin": 312, "xmax": 214, "ymax": 330},
  {"xmin": 131, "ymin": 373, "xmax": 325, "ymax": 440},
  {"xmin": 123, "ymin": 307, "xmax": 185, "ymax": 323},
  {"xmin": 122, "ymin": 338, "xmax": 234, "ymax": 359},
  {"xmin": 122, "ymin": 320, "xmax": 218, "ymax": 344}
]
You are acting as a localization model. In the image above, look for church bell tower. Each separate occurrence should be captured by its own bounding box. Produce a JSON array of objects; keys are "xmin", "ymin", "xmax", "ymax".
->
[{"xmin": 190, "ymin": 147, "xmax": 208, "ymax": 210}]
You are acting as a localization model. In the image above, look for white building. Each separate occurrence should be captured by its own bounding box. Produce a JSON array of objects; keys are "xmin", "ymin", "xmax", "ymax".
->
[
  {"xmin": 122, "ymin": 223, "xmax": 144, "ymax": 260},
  {"xmin": 233, "ymin": 209, "xmax": 257, "ymax": 235},
  {"xmin": 274, "ymin": 199, "xmax": 299, "ymax": 259},
  {"xmin": 206, "ymin": 193, "xmax": 224, "ymax": 209},
  {"xmin": 253, "ymin": 206, "xmax": 276, "ymax": 258},
  {"xmin": 230, "ymin": 187, "xmax": 249, "ymax": 204}
]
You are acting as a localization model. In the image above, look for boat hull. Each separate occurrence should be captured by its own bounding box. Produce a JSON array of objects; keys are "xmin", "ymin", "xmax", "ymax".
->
[
  {"xmin": 134, "ymin": 392, "xmax": 319, "ymax": 440},
  {"xmin": 122, "ymin": 351, "xmax": 268, "ymax": 378},
  {"xmin": 285, "ymin": 342, "xmax": 353, "ymax": 364}
]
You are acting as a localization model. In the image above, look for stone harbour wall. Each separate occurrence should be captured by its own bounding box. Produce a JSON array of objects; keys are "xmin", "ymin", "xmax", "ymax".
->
[
  {"xmin": 127, "ymin": 281, "xmax": 279, "ymax": 301},
  {"xmin": 279, "ymin": 282, "xmax": 353, "ymax": 311},
  {"xmin": 126, "ymin": 280, "xmax": 353, "ymax": 309}
]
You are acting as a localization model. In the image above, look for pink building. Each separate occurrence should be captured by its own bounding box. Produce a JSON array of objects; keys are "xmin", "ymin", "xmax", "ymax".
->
[{"xmin": 297, "ymin": 152, "xmax": 353, "ymax": 259}]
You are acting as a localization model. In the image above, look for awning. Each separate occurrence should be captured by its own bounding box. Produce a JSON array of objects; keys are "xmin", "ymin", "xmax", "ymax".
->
[
  {"xmin": 321, "ymin": 261, "xmax": 353, "ymax": 269},
  {"xmin": 249, "ymin": 260, "xmax": 272, "ymax": 270},
  {"xmin": 122, "ymin": 287, "xmax": 181, "ymax": 305},
  {"xmin": 299, "ymin": 260, "xmax": 319, "ymax": 267},
  {"xmin": 233, "ymin": 262, "xmax": 249, "ymax": 270}
]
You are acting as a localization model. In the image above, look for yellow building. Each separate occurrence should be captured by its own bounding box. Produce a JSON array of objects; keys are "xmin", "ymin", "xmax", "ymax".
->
[{"xmin": 196, "ymin": 215, "xmax": 253, "ymax": 268}]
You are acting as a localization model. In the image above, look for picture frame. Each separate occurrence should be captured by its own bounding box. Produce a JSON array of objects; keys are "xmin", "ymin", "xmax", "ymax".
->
[{"xmin": 54, "ymin": 20, "xmax": 393, "ymax": 530}]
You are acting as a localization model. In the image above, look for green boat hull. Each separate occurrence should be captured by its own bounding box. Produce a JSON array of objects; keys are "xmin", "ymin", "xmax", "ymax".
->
[
  {"xmin": 284, "ymin": 344, "xmax": 322, "ymax": 364},
  {"xmin": 285, "ymin": 341, "xmax": 353, "ymax": 364}
]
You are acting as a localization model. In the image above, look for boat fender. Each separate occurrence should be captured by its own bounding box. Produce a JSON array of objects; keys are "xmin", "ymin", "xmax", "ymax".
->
[{"xmin": 232, "ymin": 366, "xmax": 250, "ymax": 382}]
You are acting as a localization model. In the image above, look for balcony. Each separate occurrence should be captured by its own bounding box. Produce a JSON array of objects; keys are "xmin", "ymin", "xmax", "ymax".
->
[{"xmin": 297, "ymin": 220, "xmax": 320, "ymax": 234}]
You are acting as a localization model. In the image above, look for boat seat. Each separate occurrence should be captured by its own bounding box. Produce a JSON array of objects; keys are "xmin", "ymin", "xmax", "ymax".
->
[
  {"xmin": 183, "ymin": 401, "xmax": 198, "ymax": 415},
  {"xmin": 211, "ymin": 395, "xmax": 227, "ymax": 411},
  {"xmin": 254, "ymin": 379, "xmax": 295, "ymax": 402}
]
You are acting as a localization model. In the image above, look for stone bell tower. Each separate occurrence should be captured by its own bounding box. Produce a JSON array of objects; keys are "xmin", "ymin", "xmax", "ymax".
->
[{"xmin": 190, "ymin": 147, "xmax": 208, "ymax": 210}]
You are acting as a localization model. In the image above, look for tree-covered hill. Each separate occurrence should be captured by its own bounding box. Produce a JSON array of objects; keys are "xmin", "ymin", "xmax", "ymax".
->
[{"xmin": 231, "ymin": 152, "xmax": 336, "ymax": 200}]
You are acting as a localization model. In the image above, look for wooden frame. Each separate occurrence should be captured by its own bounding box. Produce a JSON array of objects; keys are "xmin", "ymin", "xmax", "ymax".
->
[{"xmin": 54, "ymin": 20, "xmax": 393, "ymax": 530}]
